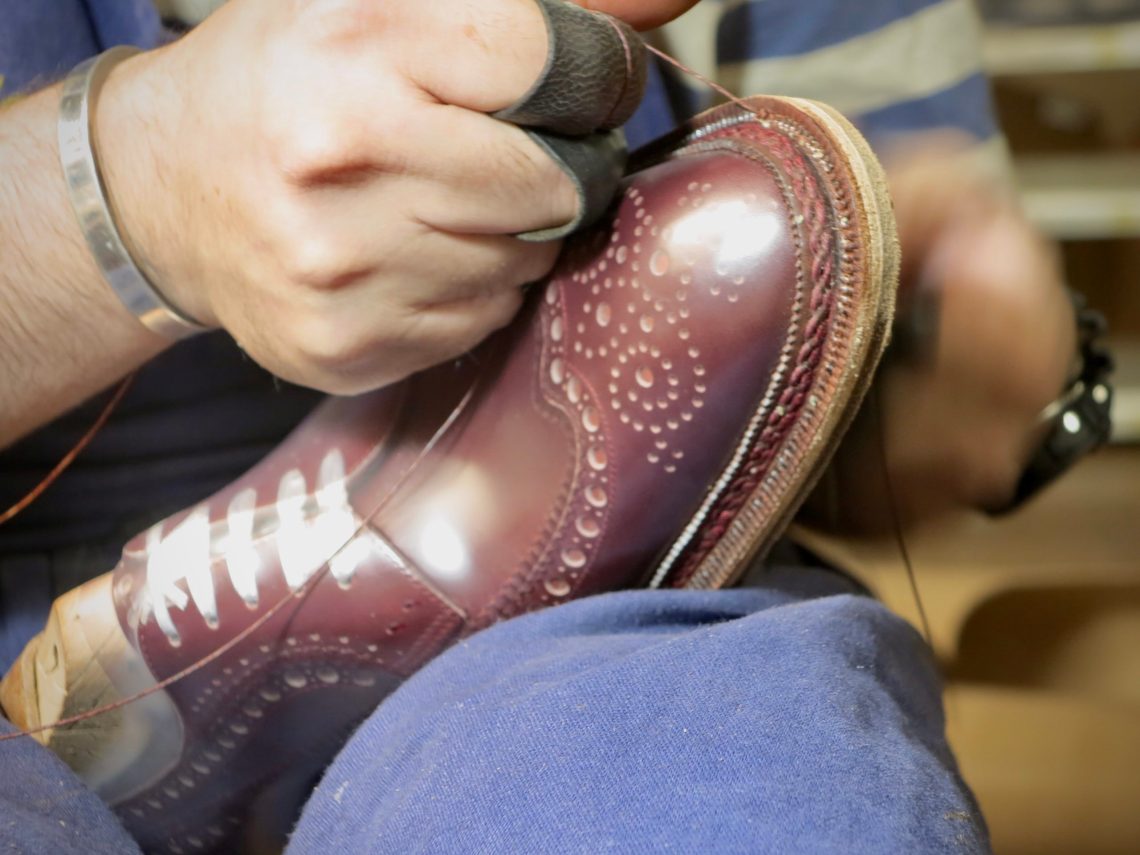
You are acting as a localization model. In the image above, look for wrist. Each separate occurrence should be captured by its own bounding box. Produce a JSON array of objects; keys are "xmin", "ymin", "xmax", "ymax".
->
[
  {"xmin": 93, "ymin": 47, "xmax": 216, "ymax": 328},
  {"xmin": 0, "ymin": 83, "xmax": 166, "ymax": 444}
]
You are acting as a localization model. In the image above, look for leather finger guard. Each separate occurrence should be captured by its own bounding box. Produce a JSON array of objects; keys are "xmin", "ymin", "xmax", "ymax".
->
[
  {"xmin": 517, "ymin": 128, "xmax": 627, "ymax": 242},
  {"xmin": 494, "ymin": 0, "xmax": 648, "ymax": 135},
  {"xmin": 497, "ymin": 0, "xmax": 646, "ymax": 241}
]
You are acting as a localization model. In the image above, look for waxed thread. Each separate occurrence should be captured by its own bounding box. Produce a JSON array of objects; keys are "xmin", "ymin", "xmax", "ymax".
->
[
  {"xmin": 0, "ymin": 376, "xmax": 134, "ymax": 525},
  {"xmin": 595, "ymin": 13, "xmax": 635, "ymax": 127},
  {"xmin": 873, "ymin": 384, "xmax": 933, "ymax": 647}
]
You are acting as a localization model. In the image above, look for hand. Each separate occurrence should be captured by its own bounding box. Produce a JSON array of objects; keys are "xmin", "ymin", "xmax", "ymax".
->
[
  {"xmin": 578, "ymin": 0, "xmax": 700, "ymax": 29},
  {"xmin": 94, "ymin": 0, "xmax": 698, "ymax": 395},
  {"xmin": 804, "ymin": 137, "xmax": 1078, "ymax": 533}
]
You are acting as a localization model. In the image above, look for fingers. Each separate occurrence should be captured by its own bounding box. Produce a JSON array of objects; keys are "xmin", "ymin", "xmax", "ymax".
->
[
  {"xmin": 281, "ymin": 92, "xmax": 629, "ymax": 245},
  {"xmin": 368, "ymin": 229, "xmax": 561, "ymax": 309},
  {"xmin": 874, "ymin": 183, "xmax": 1075, "ymax": 517},
  {"xmin": 304, "ymin": 284, "xmax": 524, "ymax": 393},
  {"xmin": 275, "ymin": 0, "xmax": 643, "ymax": 243},
  {"xmin": 515, "ymin": 129, "xmax": 627, "ymax": 240},
  {"xmin": 229, "ymin": 227, "xmax": 551, "ymax": 395},
  {"xmin": 884, "ymin": 134, "xmax": 999, "ymax": 289},
  {"xmin": 260, "ymin": 181, "xmax": 562, "ymax": 304},
  {"xmin": 929, "ymin": 207, "xmax": 1074, "ymax": 415},
  {"xmin": 492, "ymin": 0, "xmax": 646, "ymax": 135},
  {"xmin": 401, "ymin": 0, "xmax": 645, "ymax": 133},
  {"xmin": 577, "ymin": 0, "xmax": 703, "ymax": 31},
  {"xmin": 135, "ymin": 0, "xmax": 671, "ymax": 398},
  {"xmin": 810, "ymin": 139, "xmax": 1080, "ymax": 532},
  {"xmin": 378, "ymin": 104, "xmax": 584, "ymax": 236},
  {"xmin": 274, "ymin": 106, "xmax": 580, "ymax": 244}
]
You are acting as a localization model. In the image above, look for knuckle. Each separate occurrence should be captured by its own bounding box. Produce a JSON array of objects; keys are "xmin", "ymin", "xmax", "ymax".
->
[
  {"xmin": 455, "ymin": 289, "xmax": 525, "ymax": 347},
  {"xmin": 274, "ymin": 119, "xmax": 361, "ymax": 183},
  {"xmin": 314, "ymin": 372, "xmax": 372, "ymax": 397},
  {"xmin": 290, "ymin": 310, "xmax": 427, "ymax": 392},
  {"xmin": 545, "ymin": 171, "xmax": 579, "ymax": 229},
  {"xmin": 501, "ymin": 131, "xmax": 577, "ymax": 221},
  {"xmin": 520, "ymin": 239, "xmax": 562, "ymax": 282},
  {"xmin": 292, "ymin": 313, "xmax": 368, "ymax": 375},
  {"xmin": 485, "ymin": 287, "xmax": 525, "ymax": 330},
  {"xmin": 280, "ymin": 233, "xmax": 352, "ymax": 289}
]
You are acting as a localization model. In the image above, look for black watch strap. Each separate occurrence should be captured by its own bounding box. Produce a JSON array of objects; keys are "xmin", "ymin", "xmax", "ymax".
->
[{"xmin": 997, "ymin": 292, "xmax": 1114, "ymax": 513}]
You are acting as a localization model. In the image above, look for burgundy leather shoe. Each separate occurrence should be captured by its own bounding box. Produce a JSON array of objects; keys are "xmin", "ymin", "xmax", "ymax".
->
[{"xmin": 2, "ymin": 95, "xmax": 897, "ymax": 854}]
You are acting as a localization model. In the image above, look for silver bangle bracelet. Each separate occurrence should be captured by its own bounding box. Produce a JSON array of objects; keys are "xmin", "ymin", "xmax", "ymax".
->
[{"xmin": 58, "ymin": 46, "xmax": 210, "ymax": 340}]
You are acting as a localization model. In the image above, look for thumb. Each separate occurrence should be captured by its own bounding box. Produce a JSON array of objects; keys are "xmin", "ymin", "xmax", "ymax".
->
[{"xmin": 574, "ymin": 0, "xmax": 702, "ymax": 31}]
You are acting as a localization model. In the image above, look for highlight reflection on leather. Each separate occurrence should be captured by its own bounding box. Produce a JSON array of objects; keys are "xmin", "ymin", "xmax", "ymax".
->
[{"xmin": 23, "ymin": 96, "xmax": 899, "ymax": 854}]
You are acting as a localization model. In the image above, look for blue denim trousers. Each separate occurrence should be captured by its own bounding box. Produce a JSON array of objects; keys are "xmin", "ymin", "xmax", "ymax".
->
[{"xmin": 0, "ymin": 566, "xmax": 988, "ymax": 854}]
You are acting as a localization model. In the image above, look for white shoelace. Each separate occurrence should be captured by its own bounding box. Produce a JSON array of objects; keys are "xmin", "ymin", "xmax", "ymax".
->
[{"xmin": 142, "ymin": 448, "xmax": 368, "ymax": 645}]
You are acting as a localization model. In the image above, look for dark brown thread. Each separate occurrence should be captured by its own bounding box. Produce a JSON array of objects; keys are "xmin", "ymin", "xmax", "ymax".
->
[{"xmin": 0, "ymin": 375, "xmax": 134, "ymax": 526}]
